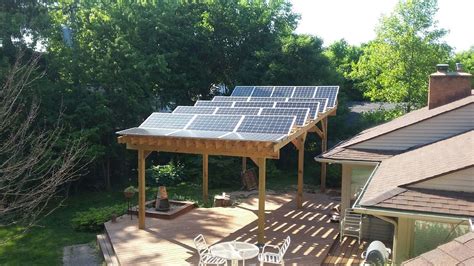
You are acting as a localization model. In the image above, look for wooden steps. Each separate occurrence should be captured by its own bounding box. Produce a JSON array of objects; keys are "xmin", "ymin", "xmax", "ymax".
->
[{"xmin": 97, "ymin": 233, "xmax": 120, "ymax": 266}]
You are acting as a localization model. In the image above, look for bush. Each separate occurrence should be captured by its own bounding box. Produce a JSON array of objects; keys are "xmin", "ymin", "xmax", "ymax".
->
[
  {"xmin": 146, "ymin": 160, "xmax": 186, "ymax": 186},
  {"xmin": 71, "ymin": 205, "xmax": 125, "ymax": 232}
]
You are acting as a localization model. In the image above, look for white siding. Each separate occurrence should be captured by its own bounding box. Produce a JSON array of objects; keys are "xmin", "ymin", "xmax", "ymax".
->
[
  {"xmin": 410, "ymin": 167, "xmax": 474, "ymax": 192},
  {"xmin": 352, "ymin": 104, "xmax": 474, "ymax": 150}
]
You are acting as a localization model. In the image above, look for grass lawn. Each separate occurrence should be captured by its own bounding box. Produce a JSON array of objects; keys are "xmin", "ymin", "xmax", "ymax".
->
[{"xmin": 0, "ymin": 167, "xmax": 321, "ymax": 265}]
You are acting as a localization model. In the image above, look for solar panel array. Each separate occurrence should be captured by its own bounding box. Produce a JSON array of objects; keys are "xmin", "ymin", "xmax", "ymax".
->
[
  {"xmin": 118, "ymin": 85, "xmax": 339, "ymax": 142},
  {"xmin": 231, "ymin": 86, "xmax": 339, "ymax": 107}
]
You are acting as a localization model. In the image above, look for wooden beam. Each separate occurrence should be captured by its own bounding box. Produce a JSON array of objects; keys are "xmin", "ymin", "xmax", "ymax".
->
[
  {"xmin": 320, "ymin": 117, "xmax": 328, "ymax": 192},
  {"xmin": 144, "ymin": 150, "xmax": 152, "ymax": 159},
  {"xmin": 242, "ymin": 157, "xmax": 247, "ymax": 173},
  {"xmin": 249, "ymin": 157, "xmax": 260, "ymax": 167},
  {"xmin": 257, "ymin": 158, "xmax": 266, "ymax": 244},
  {"xmin": 313, "ymin": 126, "xmax": 324, "ymax": 138},
  {"xmin": 202, "ymin": 153, "xmax": 209, "ymax": 203},
  {"xmin": 138, "ymin": 149, "xmax": 146, "ymax": 229},
  {"xmin": 296, "ymin": 134, "xmax": 305, "ymax": 209}
]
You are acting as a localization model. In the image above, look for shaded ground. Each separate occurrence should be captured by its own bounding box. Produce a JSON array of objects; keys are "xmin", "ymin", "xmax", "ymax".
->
[{"xmin": 63, "ymin": 244, "xmax": 101, "ymax": 266}]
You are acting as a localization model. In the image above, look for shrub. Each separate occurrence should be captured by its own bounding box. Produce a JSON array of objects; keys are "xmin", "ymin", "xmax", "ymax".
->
[
  {"xmin": 147, "ymin": 160, "xmax": 186, "ymax": 186},
  {"xmin": 71, "ymin": 205, "xmax": 126, "ymax": 232}
]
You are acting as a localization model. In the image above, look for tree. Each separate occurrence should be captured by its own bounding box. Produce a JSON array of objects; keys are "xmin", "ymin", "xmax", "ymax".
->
[
  {"xmin": 325, "ymin": 39, "xmax": 364, "ymax": 100},
  {"xmin": 350, "ymin": 0, "xmax": 451, "ymax": 111},
  {"xmin": 450, "ymin": 47, "xmax": 474, "ymax": 86},
  {"xmin": 0, "ymin": 53, "xmax": 87, "ymax": 234}
]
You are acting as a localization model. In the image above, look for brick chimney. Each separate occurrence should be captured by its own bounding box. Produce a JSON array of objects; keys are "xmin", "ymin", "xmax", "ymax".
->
[{"xmin": 428, "ymin": 63, "xmax": 472, "ymax": 109}]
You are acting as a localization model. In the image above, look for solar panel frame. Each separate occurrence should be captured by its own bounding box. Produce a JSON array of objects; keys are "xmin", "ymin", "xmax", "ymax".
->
[
  {"xmin": 219, "ymin": 132, "xmax": 286, "ymax": 142},
  {"xmin": 140, "ymin": 113, "xmax": 195, "ymax": 129},
  {"xmin": 251, "ymin": 86, "xmax": 274, "ymax": 97},
  {"xmin": 236, "ymin": 115, "xmax": 296, "ymax": 135},
  {"xmin": 231, "ymin": 86, "xmax": 254, "ymax": 96},
  {"xmin": 314, "ymin": 86, "xmax": 339, "ymax": 107},
  {"xmin": 173, "ymin": 106, "xmax": 217, "ymax": 114},
  {"xmin": 233, "ymin": 101, "xmax": 275, "ymax": 108},
  {"xmin": 260, "ymin": 108, "xmax": 310, "ymax": 126},
  {"xmin": 195, "ymin": 100, "xmax": 234, "ymax": 107},
  {"xmin": 275, "ymin": 102, "xmax": 320, "ymax": 119}
]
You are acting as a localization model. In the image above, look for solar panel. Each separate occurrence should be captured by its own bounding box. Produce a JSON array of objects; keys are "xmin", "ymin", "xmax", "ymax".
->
[
  {"xmin": 314, "ymin": 86, "xmax": 339, "ymax": 107},
  {"xmin": 275, "ymin": 102, "xmax": 320, "ymax": 119},
  {"xmin": 237, "ymin": 115, "xmax": 295, "ymax": 134},
  {"xmin": 287, "ymin": 98, "xmax": 328, "ymax": 113},
  {"xmin": 251, "ymin": 86, "xmax": 274, "ymax": 97},
  {"xmin": 233, "ymin": 101, "xmax": 275, "ymax": 108},
  {"xmin": 215, "ymin": 107, "xmax": 261, "ymax": 115},
  {"xmin": 140, "ymin": 113, "xmax": 194, "ymax": 129},
  {"xmin": 271, "ymin": 86, "xmax": 295, "ymax": 97},
  {"xmin": 117, "ymin": 127, "xmax": 178, "ymax": 136},
  {"xmin": 231, "ymin": 86, "xmax": 254, "ymax": 96},
  {"xmin": 195, "ymin": 100, "xmax": 234, "ymax": 107},
  {"xmin": 260, "ymin": 108, "xmax": 309, "ymax": 126},
  {"xmin": 186, "ymin": 115, "xmax": 242, "ymax": 132},
  {"xmin": 173, "ymin": 106, "xmax": 217, "ymax": 114},
  {"xmin": 212, "ymin": 96, "xmax": 249, "ymax": 102},
  {"xmin": 249, "ymin": 97, "xmax": 287, "ymax": 102},
  {"xmin": 292, "ymin": 86, "xmax": 317, "ymax": 98}
]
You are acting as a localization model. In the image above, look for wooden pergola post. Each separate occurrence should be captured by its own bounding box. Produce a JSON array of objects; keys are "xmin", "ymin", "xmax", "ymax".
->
[
  {"xmin": 257, "ymin": 157, "xmax": 266, "ymax": 244},
  {"xmin": 320, "ymin": 117, "xmax": 328, "ymax": 192},
  {"xmin": 138, "ymin": 149, "xmax": 146, "ymax": 229},
  {"xmin": 202, "ymin": 153, "xmax": 209, "ymax": 203},
  {"xmin": 296, "ymin": 133, "xmax": 306, "ymax": 208}
]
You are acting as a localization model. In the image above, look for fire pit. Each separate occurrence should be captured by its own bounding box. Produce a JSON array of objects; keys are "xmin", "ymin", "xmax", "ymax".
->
[{"xmin": 129, "ymin": 200, "xmax": 195, "ymax": 219}]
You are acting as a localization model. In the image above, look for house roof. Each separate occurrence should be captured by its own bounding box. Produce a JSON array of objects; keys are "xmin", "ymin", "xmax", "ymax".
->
[
  {"xmin": 318, "ymin": 93, "xmax": 473, "ymax": 162},
  {"xmin": 371, "ymin": 187, "xmax": 474, "ymax": 217},
  {"xmin": 320, "ymin": 147, "xmax": 399, "ymax": 162},
  {"xmin": 402, "ymin": 232, "xmax": 474, "ymax": 265},
  {"xmin": 359, "ymin": 130, "xmax": 474, "ymax": 212}
]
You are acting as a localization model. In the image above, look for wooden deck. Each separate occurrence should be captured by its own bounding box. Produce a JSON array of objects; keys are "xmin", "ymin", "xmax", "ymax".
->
[{"xmin": 105, "ymin": 192, "xmax": 365, "ymax": 265}]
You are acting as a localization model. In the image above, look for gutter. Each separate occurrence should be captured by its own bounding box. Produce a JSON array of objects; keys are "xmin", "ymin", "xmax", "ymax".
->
[{"xmin": 314, "ymin": 157, "xmax": 379, "ymax": 166}]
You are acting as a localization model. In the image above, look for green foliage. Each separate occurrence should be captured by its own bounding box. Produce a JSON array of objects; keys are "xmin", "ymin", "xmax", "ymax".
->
[
  {"xmin": 450, "ymin": 47, "xmax": 474, "ymax": 86},
  {"xmin": 123, "ymin": 186, "xmax": 137, "ymax": 193},
  {"xmin": 350, "ymin": 0, "xmax": 451, "ymax": 111},
  {"xmin": 147, "ymin": 161, "xmax": 186, "ymax": 187},
  {"xmin": 71, "ymin": 205, "xmax": 125, "ymax": 232},
  {"xmin": 414, "ymin": 221, "xmax": 470, "ymax": 256}
]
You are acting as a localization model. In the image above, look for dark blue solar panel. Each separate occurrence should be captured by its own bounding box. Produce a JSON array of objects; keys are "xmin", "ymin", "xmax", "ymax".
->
[
  {"xmin": 249, "ymin": 97, "xmax": 287, "ymax": 102},
  {"xmin": 271, "ymin": 86, "xmax": 295, "ymax": 97},
  {"xmin": 195, "ymin": 101, "xmax": 234, "ymax": 107},
  {"xmin": 237, "ymin": 115, "xmax": 295, "ymax": 134},
  {"xmin": 251, "ymin": 86, "xmax": 274, "ymax": 97},
  {"xmin": 140, "ymin": 113, "xmax": 194, "ymax": 129},
  {"xmin": 275, "ymin": 102, "xmax": 320, "ymax": 119},
  {"xmin": 292, "ymin": 86, "xmax": 317, "ymax": 98},
  {"xmin": 260, "ymin": 108, "xmax": 309, "ymax": 126},
  {"xmin": 212, "ymin": 96, "xmax": 249, "ymax": 101},
  {"xmin": 233, "ymin": 101, "xmax": 275, "ymax": 108},
  {"xmin": 231, "ymin": 86, "xmax": 254, "ymax": 96},
  {"xmin": 287, "ymin": 98, "xmax": 328, "ymax": 113},
  {"xmin": 215, "ymin": 107, "xmax": 261, "ymax": 115},
  {"xmin": 186, "ymin": 115, "xmax": 241, "ymax": 132},
  {"xmin": 314, "ymin": 86, "xmax": 339, "ymax": 107},
  {"xmin": 173, "ymin": 106, "xmax": 217, "ymax": 114}
]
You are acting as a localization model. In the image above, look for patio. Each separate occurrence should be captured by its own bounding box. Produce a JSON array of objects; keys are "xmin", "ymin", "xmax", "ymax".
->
[{"xmin": 103, "ymin": 192, "xmax": 367, "ymax": 265}]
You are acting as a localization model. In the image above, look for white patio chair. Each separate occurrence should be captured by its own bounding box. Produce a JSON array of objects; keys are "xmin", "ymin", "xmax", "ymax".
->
[
  {"xmin": 340, "ymin": 208, "xmax": 363, "ymax": 244},
  {"xmin": 194, "ymin": 234, "xmax": 227, "ymax": 266},
  {"xmin": 258, "ymin": 236, "xmax": 291, "ymax": 265}
]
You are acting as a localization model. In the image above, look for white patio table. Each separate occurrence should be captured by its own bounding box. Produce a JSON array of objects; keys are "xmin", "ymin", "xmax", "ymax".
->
[{"xmin": 210, "ymin": 241, "xmax": 259, "ymax": 266}]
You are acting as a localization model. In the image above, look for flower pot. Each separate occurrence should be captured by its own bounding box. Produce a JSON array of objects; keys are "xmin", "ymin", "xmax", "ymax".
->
[{"xmin": 124, "ymin": 191, "xmax": 135, "ymax": 199}]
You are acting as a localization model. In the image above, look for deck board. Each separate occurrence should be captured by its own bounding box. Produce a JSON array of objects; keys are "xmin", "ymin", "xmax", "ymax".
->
[{"xmin": 105, "ymin": 192, "xmax": 362, "ymax": 265}]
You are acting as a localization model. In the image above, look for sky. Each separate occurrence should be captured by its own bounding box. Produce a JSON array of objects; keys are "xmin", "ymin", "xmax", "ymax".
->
[{"xmin": 291, "ymin": 0, "xmax": 473, "ymax": 52}]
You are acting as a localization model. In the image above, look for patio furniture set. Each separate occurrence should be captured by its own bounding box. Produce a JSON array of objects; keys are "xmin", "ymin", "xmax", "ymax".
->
[{"xmin": 194, "ymin": 234, "xmax": 291, "ymax": 266}]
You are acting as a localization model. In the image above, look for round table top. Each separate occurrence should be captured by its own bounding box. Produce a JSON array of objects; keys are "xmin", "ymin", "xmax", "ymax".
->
[{"xmin": 210, "ymin": 241, "xmax": 259, "ymax": 261}]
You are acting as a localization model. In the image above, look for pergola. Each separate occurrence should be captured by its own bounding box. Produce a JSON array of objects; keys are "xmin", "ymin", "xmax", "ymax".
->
[{"xmin": 117, "ymin": 90, "xmax": 337, "ymax": 244}]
